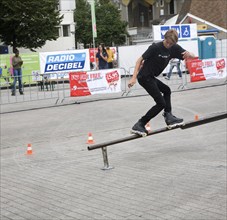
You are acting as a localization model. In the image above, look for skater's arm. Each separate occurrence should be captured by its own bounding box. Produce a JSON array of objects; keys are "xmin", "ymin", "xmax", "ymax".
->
[
  {"xmin": 128, "ymin": 56, "xmax": 143, "ymax": 88},
  {"xmin": 171, "ymin": 44, "xmax": 195, "ymax": 60},
  {"xmin": 182, "ymin": 51, "xmax": 195, "ymax": 60}
]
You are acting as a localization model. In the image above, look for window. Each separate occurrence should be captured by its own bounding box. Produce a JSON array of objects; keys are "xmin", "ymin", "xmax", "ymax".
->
[
  {"xmin": 62, "ymin": 25, "xmax": 70, "ymax": 37},
  {"xmin": 169, "ymin": 0, "xmax": 174, "ymax": 14},
  {"xmin": 54, "ymin": 26, "xmax": 61, "ymax": 37},
  {"xmin": 159, "ymin": 0, "xmax": 164, "ymax": 7}
]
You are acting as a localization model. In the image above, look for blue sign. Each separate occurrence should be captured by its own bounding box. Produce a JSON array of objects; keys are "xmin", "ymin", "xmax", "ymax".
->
[
  {"xmin": 44, "ymin": 53, "xmax": 86, "ymax": 72},
  {"xmin": 160, "ymin": 26, "xmax": 170, "ymax": 39},
  {"xmin": 170, "ymin": 26, "xmax": 181, "ymax": 37},
  {"xmin": 181, "ymin": 25, "xmax": 191, "ymax": 38}
]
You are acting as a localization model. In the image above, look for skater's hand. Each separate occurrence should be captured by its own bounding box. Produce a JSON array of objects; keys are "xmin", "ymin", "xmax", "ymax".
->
[
  {"xmin": 182, "ymin": 51, "xmax": 195, "ymax": 59},
  {"xmin": 128, "ymin": 78, "xmax": 136, "ymax": 88}
]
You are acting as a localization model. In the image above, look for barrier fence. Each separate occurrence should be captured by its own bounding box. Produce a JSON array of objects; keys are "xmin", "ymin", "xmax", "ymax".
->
[
  {"xmin": 0, "ymin": 66, "xmax": 226, "ymax": 106},
  {"xmin": 0, "ymin": 73, "xmax": 70, "ymax": 105}
]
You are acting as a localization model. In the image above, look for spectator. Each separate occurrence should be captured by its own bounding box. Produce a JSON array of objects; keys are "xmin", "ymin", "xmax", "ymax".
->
[
  {"xmin": 165, "ymin": 58, "xmax": 182, "ymax": 80},
  {"xmin": 96, "ymin": 44, "xmax": 108, "ymax": 70},
  {"xmin": 11, "ymin": 48, "xmax": 24, "ymax": 96},
  {"xmin": 106, "ymin": 46, "xmax": 114, "ymax": 69}
]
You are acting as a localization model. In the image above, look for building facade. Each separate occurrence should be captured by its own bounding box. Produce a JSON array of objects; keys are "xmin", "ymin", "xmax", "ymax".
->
[
  {"xmin": 18, "ymin": 0, "xmax": 76, "ymax": 53},
  {"xmin": 111, "ymin": 0, "xmax": 185, "ymax": 42},
  {"xmin": 6, "ymin": 0, "xmax": 227, "ymax": 53}
]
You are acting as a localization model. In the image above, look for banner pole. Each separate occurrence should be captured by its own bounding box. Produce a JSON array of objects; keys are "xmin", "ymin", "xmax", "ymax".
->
[{"xmin": 89, "ymin": 0, "xmax": 97, "ymax": 70}]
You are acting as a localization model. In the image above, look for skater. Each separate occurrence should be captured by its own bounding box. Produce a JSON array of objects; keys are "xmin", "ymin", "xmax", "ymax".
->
[{"xmin": 128, "ymin": 29, "xmax": 195, "ymax": 136}]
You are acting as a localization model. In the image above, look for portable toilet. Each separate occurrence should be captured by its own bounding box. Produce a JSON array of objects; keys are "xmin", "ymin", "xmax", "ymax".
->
[
  {"xmin": 198, "ymin": 36, "xmax": 216, "ymax": 59},
  {"xmin": 197, "ymin": 38, "xmax": 202, "ymax": 59}
]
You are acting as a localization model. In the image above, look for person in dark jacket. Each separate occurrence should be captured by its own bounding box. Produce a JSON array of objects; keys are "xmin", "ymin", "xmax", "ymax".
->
[{"xmin": 96, "ymin": 44, "xmax": 108, "ymax": 69}]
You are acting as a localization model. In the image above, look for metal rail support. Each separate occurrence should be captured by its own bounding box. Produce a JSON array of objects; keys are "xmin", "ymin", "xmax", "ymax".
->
[{"xmin": 101, "ymin": 147, "xmax": 114, "ymax": 170}]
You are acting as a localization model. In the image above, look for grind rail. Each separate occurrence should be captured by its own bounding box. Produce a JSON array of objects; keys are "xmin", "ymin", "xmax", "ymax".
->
[{"xmin": 87, "ymin": 112, "xmax": 227, "ymax": 170}]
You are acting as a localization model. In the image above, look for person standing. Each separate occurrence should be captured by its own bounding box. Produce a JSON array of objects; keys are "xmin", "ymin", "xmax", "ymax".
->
[
  {"xmin": 128, "ymin": 29, "xmax": 195, "ymax": 136},
  {"xmin": 106, "ymin": 46, "xmax": 114, "ymax": 69},
  {"xmin": 96, "ymin": 44, "xmax": 108, "ymax": 70},
  {"xmin": 11, "ymin": 49, "xmax": 24, "ymax": 96},
  {"xmin": 165, "ymin": 58, "xmax": 182, "ymax": 80}
]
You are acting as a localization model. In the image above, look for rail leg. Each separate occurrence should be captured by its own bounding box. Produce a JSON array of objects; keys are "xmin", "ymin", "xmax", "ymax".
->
[{"xmin": 101, "ymin": 147, "xmax": 114, "ymax": 170}]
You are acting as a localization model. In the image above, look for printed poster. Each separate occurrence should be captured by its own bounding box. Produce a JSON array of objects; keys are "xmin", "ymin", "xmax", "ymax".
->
[
  {"xmin": 188, "ymin": 58, "xmax": 226, "ymax": 82},
  {"xmin": 70, "ymin": 69, "xmax": 121, "ymax": 97}
]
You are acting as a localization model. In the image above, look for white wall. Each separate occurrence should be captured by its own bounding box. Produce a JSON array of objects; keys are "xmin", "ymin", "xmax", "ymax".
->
[
  {"xmin": 60, "ymin": 0, "xmax": 75, "ymax": 11},
  {"xmin": 118, "ymin": 39, "xmax": 199, "ymax": 74},
  {"xmin": 38, "ymin": 10, "xmax": 75, "ymax": 52}
]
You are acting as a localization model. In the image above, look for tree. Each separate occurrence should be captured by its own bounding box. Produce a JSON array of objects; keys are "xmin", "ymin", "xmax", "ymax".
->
[
  {"xmin": 0, "ymin": 0, "xmax": 63, "ymax": 51},
  {"xmin": 74, "ymin": 0, "xmax": 93, "ymax": 47},
  {"xmin": 75, "ymin": 0, "xmax": 128, "ymax": 47},
  {"xmin": 95, "ymin": 0, "xmax": 128, "ymax": 46}
]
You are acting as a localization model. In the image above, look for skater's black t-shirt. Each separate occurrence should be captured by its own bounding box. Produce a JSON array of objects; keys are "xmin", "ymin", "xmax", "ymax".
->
[{"xmin": 139, "ymin": 41, "xmax": 185, "ymax": 77}]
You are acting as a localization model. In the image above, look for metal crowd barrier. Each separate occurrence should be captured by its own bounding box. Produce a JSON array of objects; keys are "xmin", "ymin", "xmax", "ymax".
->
[
  {"xmin": 0, "ymin": 73, "xmax": 69, "ymax": 105},
  {"xmin": 0, "ymin": 67, "xmax": 226, "ymax": 107},
  {"xmin": 120, "ymin": 65, "xmax": 188, "ymax": 96}
]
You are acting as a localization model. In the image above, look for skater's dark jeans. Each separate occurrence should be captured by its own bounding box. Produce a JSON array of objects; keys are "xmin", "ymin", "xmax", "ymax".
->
[{"xmin": 137, "ymin": 75, "xmax": 171, "ymax": 124}]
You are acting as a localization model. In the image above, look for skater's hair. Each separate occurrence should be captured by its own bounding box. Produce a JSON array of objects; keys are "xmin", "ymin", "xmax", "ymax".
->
[{"xmin": 164, "ymin": 29, "xmax": 178, "ymax": 44}]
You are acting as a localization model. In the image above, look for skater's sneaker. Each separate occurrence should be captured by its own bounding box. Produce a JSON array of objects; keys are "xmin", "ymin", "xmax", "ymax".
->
[
  {"xmin": 131, "ymin": 120, "xmax": 148, "ymax": 137},
  {"xmin": 163, "ymin": 112, "xmax": 184, "ymax": 129},
  {"xmin": 11, "ymin": 92, "xmax": 15, "ymax": 96},
  {"xmin": 19, "ymin": 91, "xmax": 24, "ymax": 95}
]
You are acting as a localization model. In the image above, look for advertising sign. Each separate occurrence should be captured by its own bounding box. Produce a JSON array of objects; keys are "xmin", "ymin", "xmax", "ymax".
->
[
  {"xmin": 187, "ymin": 58, "xmax": 226, "ymax": 82},
  {"xmin": 70, "ymin": 69, "xmax": 121, "ymax": 97},
  {"xmin": 39, "ymin": 49, "xmax": 90, "ymax": 79},
  {"xmin": 0, "ymin": 53, "xmax": 40, "ymax": 85},
  {"xmin": 153, "ymin": 24, "xmax": 197, "ymax": 41}
]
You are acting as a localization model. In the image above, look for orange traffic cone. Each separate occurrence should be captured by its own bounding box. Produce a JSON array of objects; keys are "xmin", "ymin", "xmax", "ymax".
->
[
  {"xmin": 145, "ymin": 122, "xmax": 151, "ymax": 132},
  {"xmin": 86, "ymin": 133, "xmax": 94, "ymax": 144},
  {"xmin": 194, "ymin": 114, "xmax": 199, "ymax": 121},
  {"xmin": 26, "ymin": 143, "xmax": 33, "ymax": 155}
]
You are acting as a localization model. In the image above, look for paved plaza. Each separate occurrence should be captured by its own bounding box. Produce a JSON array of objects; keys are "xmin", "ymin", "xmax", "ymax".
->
[{"xmin": 0, "ymin": 81, "xmax": 226, "ymax": 220}]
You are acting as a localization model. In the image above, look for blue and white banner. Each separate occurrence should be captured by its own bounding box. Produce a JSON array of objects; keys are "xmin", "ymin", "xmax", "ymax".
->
[
  {"xmin": 153, "ymin": 24, "xmax": 197, "ymax": 41},
  {"xmin": 39, "ymin": 49, "xmax": 90, "ymax": 79}
]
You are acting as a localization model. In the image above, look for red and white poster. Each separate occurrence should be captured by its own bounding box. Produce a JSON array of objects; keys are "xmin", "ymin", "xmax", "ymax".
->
[
  {"xmin": 70, "ymin": 69, "xmax": 121, "ymax": 97},
  {"xmin": 187, "ymin": 58, "xmax": 226, "ymax": 82}
]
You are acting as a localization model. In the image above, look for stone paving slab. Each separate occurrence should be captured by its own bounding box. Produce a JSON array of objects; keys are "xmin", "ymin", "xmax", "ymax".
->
[{"xmin": 0, "ymin": 83, "xmax": 226, "ymax": 220}]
